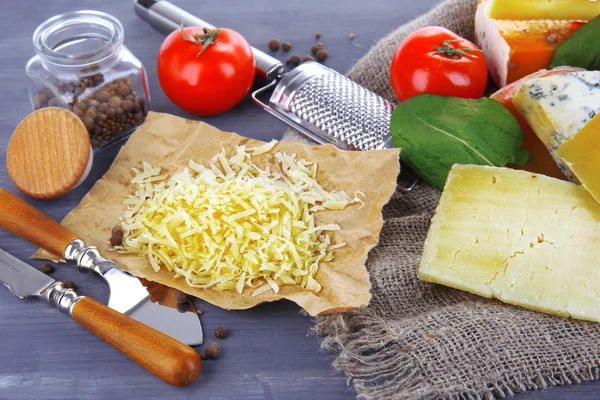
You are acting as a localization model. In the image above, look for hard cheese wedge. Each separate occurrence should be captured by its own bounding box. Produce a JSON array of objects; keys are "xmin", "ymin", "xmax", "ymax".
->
[
  {"xmin": 490, "ymin": 68, "xmax": 580, "ymax": 180},
  {"xmin": 513, "ymin": 71, "xmax": 600, "ymax": 182},
  {"xmin": 486, "ymin": 0, "xmax": 600, "ymax": 21},
  {"xmin": 475, "ymin": 3, "xmax": 576, "ymax": 87},
  {"xmin": 419, "ymin": 164, "xmax": 600, "ymax": 322},
  {"xmin": 556, "ymin": 114, "xmax": 600, "ymax": 204}
]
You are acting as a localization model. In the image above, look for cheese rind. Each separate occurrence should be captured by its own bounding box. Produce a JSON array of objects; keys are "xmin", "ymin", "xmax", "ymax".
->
[
  {"xmin": 475, "ymin": 3, "xmax": 575, "ymax": 87},
  {"xmin": 419, "ymin": 164, "xmax": 600, "ymax": 322},
  {"xmin": 513, "ymin": 71, "xmax": 600, "ymax": 181},
  {"xmin": 486, "ymin": 0, "xmax": 600, "ymax": 21},
  {"xmin": 556, "ymin": 114, "xmax": 600, "ymax": 204}
]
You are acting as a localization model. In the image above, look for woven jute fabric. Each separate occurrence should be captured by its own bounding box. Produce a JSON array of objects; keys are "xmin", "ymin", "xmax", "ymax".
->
[{"xmin": 283, "ymin": 0, "xmax": 600, "ymax": 398}]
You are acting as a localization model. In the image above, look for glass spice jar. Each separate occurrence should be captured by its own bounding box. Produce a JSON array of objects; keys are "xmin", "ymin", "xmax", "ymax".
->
[{"xmin": 25, "ymin": 10, "xmax": 150, "ymax": 150}]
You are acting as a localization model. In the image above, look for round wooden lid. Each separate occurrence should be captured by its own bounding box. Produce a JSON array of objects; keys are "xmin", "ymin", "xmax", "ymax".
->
[{"xmin": 7, "ymin": 107, "xmax": 91, "ymax": 199}]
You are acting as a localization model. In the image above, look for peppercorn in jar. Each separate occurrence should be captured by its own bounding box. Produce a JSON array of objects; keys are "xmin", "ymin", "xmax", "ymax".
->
[{"xmin": 25, "ymin": 11, "xmax": 150, "ymax": 150}]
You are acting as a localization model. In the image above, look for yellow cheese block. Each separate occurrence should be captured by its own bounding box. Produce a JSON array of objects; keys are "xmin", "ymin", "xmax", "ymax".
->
[
  {"xmin": 475, "ymin": 2, "xmax": 576, "ymax": 87},
  {"xmin": 486, "ymin": 0, "xmax": 600, "ymax": 21},
  {"xmin": 419, "ymin": 164, "xmax": 600, "ymax": 322},
  {"xmin": 556, "ymin": 114, "xmax": 600, "ymax": 204}
]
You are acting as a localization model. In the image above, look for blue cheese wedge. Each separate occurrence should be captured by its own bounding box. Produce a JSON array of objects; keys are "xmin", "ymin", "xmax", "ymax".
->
[
  {"xmin": 419, "ymin": 164, "xmax": 600, "ymax": 322},
  {"xmin": 513, "ymin": 71, "xmax": 600, "ymax": 181}
]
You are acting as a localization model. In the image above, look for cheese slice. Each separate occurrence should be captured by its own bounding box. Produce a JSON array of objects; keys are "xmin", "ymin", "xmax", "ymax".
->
[
  {"xmin": 419, "ymin": 164, "xmax": 600, "ymax": 322},
  {"xmin": 513, "ymin": 71, "xmax": 600, "ymax": 181},
  {"xmin": 556, "ymin": 114, "xmax": 600, "ymax": 204},
  {"xmin": 475, "ymin": 2, "xmax": 576, "ymax": 87},
  {"xmin": 486, "ymin": 0, "xmax": 600, "ymax": 21}
]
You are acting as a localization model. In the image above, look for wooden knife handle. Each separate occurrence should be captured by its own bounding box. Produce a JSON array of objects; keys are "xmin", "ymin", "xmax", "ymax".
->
[
  {"xmin": 72, "ymin": 296, "xmax": 202, "ymax": 386},
  {"xmin": 0, "ymin": 188, "xmax": 78, "ymax": 257}
]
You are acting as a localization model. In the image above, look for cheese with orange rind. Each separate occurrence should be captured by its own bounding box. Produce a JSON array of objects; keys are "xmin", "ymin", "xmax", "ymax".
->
[{"xmin": 475, "ymin": 2, "xmax": 576, "ymax": 87}]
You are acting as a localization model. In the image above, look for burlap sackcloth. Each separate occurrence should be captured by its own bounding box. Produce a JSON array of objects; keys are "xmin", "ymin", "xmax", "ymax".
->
[{"xmin": 282, "ymin": 1, "xmax": 600, "ymax": 398}]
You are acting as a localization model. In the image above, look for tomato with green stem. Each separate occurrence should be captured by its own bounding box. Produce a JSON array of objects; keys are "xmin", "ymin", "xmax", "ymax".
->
[
  {"xmin": 157, "ymin": 26, "xmax": 255, "ymax": 116},
  {"xmin": 390, "ymin": 26, "xmax": 488, "ymax": 102}
]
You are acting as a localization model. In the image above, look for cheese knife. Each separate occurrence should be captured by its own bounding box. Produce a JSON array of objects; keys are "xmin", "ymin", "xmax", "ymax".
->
[
  {"xmin": 0, "ymin": 188, "xmax": 203, "ymax": 346},
  {"xmin": 0, "ymin": 247, "xmax": 201, "ymax": 386}
]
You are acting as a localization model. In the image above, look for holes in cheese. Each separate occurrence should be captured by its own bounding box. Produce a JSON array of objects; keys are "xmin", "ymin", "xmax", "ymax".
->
[
  {"xmin": 419, "ymin": 164, "xmax": 600, "ymax": 322},
  {"xmin": 118, "ymin": 141, "xmax": 363, "ymax": 296}
]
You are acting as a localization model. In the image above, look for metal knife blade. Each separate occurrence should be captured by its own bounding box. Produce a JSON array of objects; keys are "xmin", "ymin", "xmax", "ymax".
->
[
  {"xmin": 129, "ymin": 300, "xmax": 203, "ymax": 345},
  {"xmin": 0, "ymin": 246, "xmax": 203, "ymax": 345},
  {"xmin": 0, "ymin": 248, "xmax": 202, "ymax": 385},
  {"xmin": 105, "ymin": 266, "xmax": 203, "ymax": 346},
  {"xmin": 65, "ymin": 240, "xmax": 203, "ymax": 346},
  {"xmin": 0, "ymin": 188, "xmax": 203, "ymax": 346},
  {"xmin": 104, "ymin": 267, "xmax": 150, "ymax": 313},
  {"xmin": 0, "ymin": 248, "xmax": 54, "ymax": 299}
]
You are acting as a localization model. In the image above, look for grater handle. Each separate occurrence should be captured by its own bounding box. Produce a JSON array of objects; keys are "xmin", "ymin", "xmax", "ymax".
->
[{"xmin": 134, "ymin": 0, "xmax": 284, "ymax": 82}]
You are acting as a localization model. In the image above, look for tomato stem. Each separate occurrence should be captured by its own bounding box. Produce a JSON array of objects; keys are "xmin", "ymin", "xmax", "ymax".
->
[
  {"xmin": 180, "ymin": 23, "xmax": 221, "ymax": 57},
  {"xmin": 433, "ymin": 39, "xmax": 482, "ymax": 59}
]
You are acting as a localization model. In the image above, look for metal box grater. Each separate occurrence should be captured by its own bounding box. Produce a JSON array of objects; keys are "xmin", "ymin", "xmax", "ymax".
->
[{"xmin": 252, "ymin": 62, "xmax": 395, "ymax": 151}]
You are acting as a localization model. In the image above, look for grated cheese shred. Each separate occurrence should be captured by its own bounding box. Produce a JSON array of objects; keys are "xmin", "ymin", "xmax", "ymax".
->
[{"xmin": 118, "ymin": 141, "xmax": 364, "ymax": 296}]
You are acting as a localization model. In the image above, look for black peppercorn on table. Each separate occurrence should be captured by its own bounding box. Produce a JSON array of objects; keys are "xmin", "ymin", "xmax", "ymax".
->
[{"xmin": 0, "ymin": 1, "xmax": 598, "ymax": 399}]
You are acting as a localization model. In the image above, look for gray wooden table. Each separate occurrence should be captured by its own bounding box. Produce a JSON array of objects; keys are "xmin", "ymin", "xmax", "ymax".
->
[{"xmin": 0, "ymin": 1, "xmax": 598, "ymax": 399}]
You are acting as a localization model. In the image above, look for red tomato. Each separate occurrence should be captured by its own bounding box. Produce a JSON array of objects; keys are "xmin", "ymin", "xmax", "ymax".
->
[
  {"xmin": 157, "ymin": 27, "xmax": 255, "ymax": 116},
  {"xmin": 390, "ymin": 27, "xmax": 488, "ymax": 102}
]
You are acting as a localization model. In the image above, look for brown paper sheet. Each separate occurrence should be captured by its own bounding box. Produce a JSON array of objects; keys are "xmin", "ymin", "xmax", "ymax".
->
[{"xmin": 35, "ymin": 112, "xmax": 399, "ymax": 316}]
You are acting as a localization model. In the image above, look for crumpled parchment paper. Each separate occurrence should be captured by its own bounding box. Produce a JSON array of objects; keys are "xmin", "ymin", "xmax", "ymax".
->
[{"xmin": 35, "ymin": 112, "xmax": 399, "ymax": 315}]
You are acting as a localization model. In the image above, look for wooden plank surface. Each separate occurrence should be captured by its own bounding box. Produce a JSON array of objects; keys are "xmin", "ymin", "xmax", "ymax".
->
[{"xmin": 0, "ymin": 0, "xmax": 598, "ymax": 399}]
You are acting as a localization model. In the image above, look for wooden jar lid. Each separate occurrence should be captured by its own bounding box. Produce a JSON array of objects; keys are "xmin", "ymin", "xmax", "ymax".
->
[{"xmin": 7, "ymin": 107, "xmax": 92, "ymax": 199}]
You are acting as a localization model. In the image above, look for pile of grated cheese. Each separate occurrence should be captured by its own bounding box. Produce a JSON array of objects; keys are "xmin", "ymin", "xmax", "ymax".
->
[{"xmin": 118, "ymin": 141, "xmax": 364, "ymax": 297}]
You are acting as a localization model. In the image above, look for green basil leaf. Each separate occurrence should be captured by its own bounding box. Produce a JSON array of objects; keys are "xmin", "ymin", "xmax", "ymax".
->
[
  {"xmin": 550, "ymin": 16, "xmax": 600, "ymax": 70},
  {"xmin": 390, "ymin": 94, "xmax": 531, "ymax": 190}
]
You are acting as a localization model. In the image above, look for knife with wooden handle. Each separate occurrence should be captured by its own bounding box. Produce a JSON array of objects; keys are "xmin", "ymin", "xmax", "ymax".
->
[
  {"xmin": 0, "ymin": 187, "xmax": 204, "ymax": 346},
  {"xmin": 0, "ymin": 247, "xmax": 202, "ymax": 386},
  {"xmin": 0, "ymin": 187, "xmax": 78, "ymax": 258}
]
